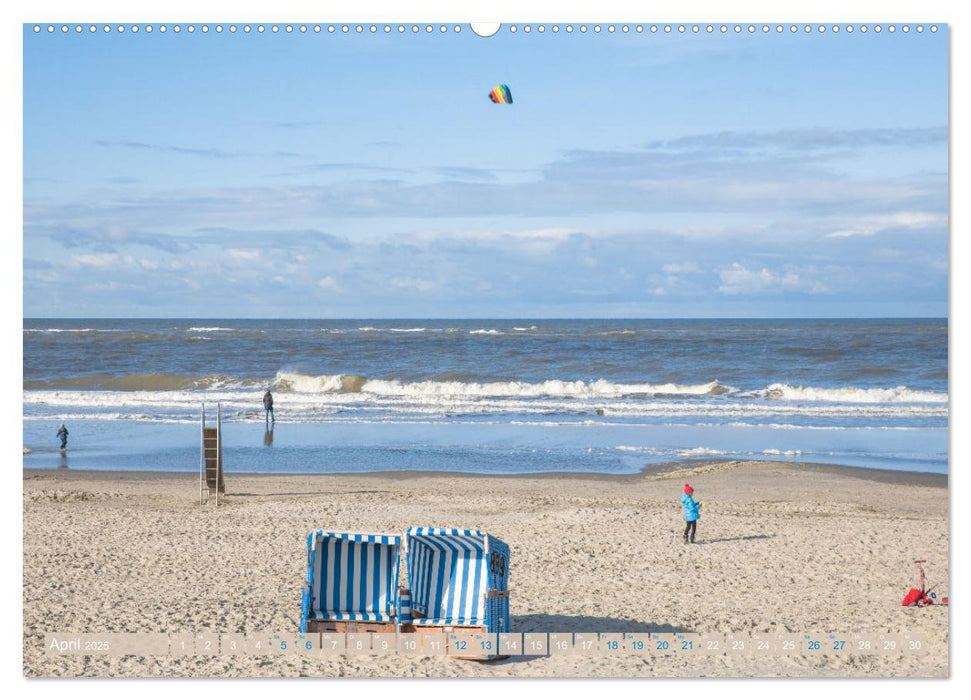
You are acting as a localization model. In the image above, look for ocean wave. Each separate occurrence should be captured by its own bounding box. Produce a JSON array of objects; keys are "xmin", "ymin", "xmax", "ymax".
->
[
  {"xmin": 353, "ymin": 326, "xmax": 429, "ymax": 333},
  {"xmin": 470, "ymin": 329, "xmax": 502, "ymax": 335},
  {"xmin": 677, "ymin": 447, "xmax": 728, "ymax": 457},
  {"xmin": 22, "ymin": 412, "xmax": 195, "ymax": 424},
  {"xmin": 273, "ymin": 371, "xmax": 367, "ymax": 393},
  {"xmin": 753, "ymin": 383, "xmax": 946, "ymax": 404},
  {"xmin": 270, "ymin": 372, "xmax": 735, "ymax": 399},
  {"xmin": 186, "ymin": 327, "xmax": 237, "ymax": 332},
  {"xmin": 23, "ymin": 370, "xmax": 948, "ymax": 408},
  {"xmin": 23, "ymin": 373, "xmax": 260, "ymax": 391},
  {"xmin": 23, "ymin": 388, "xmax": 950, "ymax": 423},
  {"xmin": 24, "ymin": 328, "xmax": 112, "ymax": 333}
]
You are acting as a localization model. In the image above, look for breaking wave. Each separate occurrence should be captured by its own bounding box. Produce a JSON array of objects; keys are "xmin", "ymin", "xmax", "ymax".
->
[
  {"xmin": 22, "ymin": 371, "xmax": 948, "ymax": 405},
  {"xmin": 677, "ymin": 447, "xmax": 729, "ymax": 457},
  {"xmin": 753, "ymin": 383, "xmax": 946, "ymax": 404},
  {"xmin": 273, "ymin": 372, "xmax": 368, "ymax": 393},
  {"xmin": 24, "ymin": 328, "xmax": 114, "ymax": 333},
  {"xmin": 271, "ymin": 372, "xmax": 734, "ymax": 398}
]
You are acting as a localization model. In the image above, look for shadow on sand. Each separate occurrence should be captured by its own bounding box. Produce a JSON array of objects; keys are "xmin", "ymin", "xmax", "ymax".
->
[
  {"xmin": 512, "ymin": 613, "xmax": 690, "ymax": 634},
  {"xmin": 700, "ymin": 534, "xmax": 775, "ymax": 544},
  {"xmin": 479, "ymin": 615, "xmax": 693, "ymax": 665},
  {"xmin": 229, "ymin": 490, "xmax": 391, "ymax": 498}
]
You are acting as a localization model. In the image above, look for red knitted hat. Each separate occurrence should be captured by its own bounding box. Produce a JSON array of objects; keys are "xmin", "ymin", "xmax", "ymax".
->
[{"xmin": 684, "ymin": 483, "xmax": 694, "ymax": 495}]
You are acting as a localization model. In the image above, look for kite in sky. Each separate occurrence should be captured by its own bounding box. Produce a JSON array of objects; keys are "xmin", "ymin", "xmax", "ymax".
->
[{"xmin": 489, "ymin": 84, "xmax": 513, "ymax": 104}]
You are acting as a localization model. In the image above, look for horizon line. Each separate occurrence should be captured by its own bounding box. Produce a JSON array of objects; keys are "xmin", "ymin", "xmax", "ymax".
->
[{"xmin": 22, "ymin": 315, "xmax": 949, "ymax": 321}]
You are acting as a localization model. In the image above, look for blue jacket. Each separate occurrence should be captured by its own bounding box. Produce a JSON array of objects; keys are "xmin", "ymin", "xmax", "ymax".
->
[{"xmin": 681, "ymin": 493, "xmax": 701, "ymax": 521}]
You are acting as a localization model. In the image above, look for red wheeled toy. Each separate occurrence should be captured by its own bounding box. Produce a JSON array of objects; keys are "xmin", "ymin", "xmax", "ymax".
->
[{"xmin": 902, "ymin": 560, "xmax": 948, "ymax": 607}]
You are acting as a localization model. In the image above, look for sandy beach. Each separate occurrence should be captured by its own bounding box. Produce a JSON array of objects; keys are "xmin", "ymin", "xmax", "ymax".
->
[{"xmin": 22, "ymin": 460, "xmax": 948, "ymax": 678}]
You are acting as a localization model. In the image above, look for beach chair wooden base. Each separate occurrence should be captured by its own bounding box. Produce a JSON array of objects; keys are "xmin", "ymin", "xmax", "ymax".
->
[
  {"xmin": 402, "ymin": 622, "xmax": 508, "ymax": 661},
  {"xmin": 306, "ymin": 619, "xmax": 397, "ymax": 634}
]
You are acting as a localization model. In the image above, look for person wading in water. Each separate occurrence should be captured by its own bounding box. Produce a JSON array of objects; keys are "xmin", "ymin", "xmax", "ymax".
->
[
  {"xmin": 263, "ymin": 389, "xmax": 275, "ymax": 424},
  {"xmin": 56, "ymin": 423, "xmax": 69, "ymax": 450}
]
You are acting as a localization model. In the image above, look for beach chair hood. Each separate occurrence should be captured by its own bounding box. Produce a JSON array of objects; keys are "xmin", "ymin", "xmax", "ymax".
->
[
  {"xmin": 300, "ymin": 531, "xmax": 401, "ymax": 632},
  {"xmin": 405, "ymin": 527, "xmax": 510, "ymax": 632}
]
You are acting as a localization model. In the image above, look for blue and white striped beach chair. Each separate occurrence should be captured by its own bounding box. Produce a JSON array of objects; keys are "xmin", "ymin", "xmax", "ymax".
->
[
  {"xmin": 403, "ymin": 527, "xmax": 511, "ymax": 634},
  {"xmin": 300, "ymin": 531, "xmax": 402, "ymax": 633}
]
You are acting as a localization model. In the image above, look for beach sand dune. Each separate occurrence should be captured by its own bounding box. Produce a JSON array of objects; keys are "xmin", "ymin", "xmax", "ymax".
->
[{"xmin": 22, "ymin": 461, "xmax": 948, "ymax": 677}]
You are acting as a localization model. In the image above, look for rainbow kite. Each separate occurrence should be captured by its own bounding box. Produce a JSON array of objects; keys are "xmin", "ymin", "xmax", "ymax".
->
[{"xmin": 489, "ymin": 84, "xmax": 513, "ymax": 104}]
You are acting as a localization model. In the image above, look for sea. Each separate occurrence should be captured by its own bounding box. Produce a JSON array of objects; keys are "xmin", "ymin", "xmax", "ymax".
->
[{"xmin": 22, "ymin": 319, "xmax": 948, "ymax": 475}]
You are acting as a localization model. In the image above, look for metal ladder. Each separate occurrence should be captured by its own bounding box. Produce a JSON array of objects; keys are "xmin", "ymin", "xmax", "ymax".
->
[{"xmin": 200, "ymin": 402, "xmax": 225, "ymax": 505}]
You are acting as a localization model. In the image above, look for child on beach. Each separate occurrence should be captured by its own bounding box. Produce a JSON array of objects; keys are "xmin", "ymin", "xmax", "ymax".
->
[{"xmin": 681, "ymin": 483, "xmax": 702, "ymax": 544}]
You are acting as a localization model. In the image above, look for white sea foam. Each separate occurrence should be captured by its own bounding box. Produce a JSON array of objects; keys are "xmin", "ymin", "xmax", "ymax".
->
[
  {"xmin": 274, "ymin": 371, "xmax": 348, "ymax": 393},
  {"xmin": 616, "ymin": 446, "xmax": 664, "ymax": 454},
  {"xmin": 677, "ymin": 447, "xmax": 728, "ymax": 457},
  {"xmin": 470, "ymin": 329, "xmax": 502, "ymax": 335},
  {"xmin": 755, "ymin": 383, "xmax": 946, "ymax": 404},
  {"xmin": 22, "ymin": 387, "xmax": 951, "ymax": 426},
  {"xmin": 25, "ymin": 328, "xmax": 105, "ymax": 333},
  {"xmin": 187, "ymin": 327, "xmax": 236, "ymax": 332},
  {"xmin": 22, "ymin": 412, "xmax": 195, "ymax": 424},
  {"xmin": 22, "ymin": 370, "xmax": 951, "ymax": 427},
  {"xmin": 349, "ymin": 377, "xmax": 729, "ymax": 399},
  {"xmin": 762, "ymin": 448, "xmax": 804, "ymax": 456}
]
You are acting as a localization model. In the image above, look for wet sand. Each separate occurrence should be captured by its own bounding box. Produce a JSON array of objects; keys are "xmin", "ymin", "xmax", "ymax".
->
[{"xmin": 22, "ymin": 460, "xmax": 949, "ymax": 677}]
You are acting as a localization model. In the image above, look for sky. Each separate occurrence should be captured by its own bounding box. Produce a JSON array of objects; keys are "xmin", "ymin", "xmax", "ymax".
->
[{"xmin": 23, "ymin": 24, "xmax": 948, "ymax": 318}]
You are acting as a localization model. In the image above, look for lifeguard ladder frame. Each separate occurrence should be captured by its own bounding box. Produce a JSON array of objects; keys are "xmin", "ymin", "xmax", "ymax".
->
[{"xmin": 200, "ymin": 402, "xmax": 226, "ymax": 505}]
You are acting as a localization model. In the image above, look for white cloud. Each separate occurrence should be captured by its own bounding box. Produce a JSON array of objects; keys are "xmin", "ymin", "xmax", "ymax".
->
[
  {"xmin": 717, "ymin": 262, "xmax": 829, "ymax": 295},
  {"xmin": 227, "ymin": 248, "xmax": 261, "ymax": 260},
  {"xmin": 389, "ymin": 277, "xmax": 434, "ymax": 292},
  {"xmin": 419, "ymin": 227, "xmax": 580, "ymax": 243},
  {"xmin": 317, "ymin": 276, "xmax": 341, "ymax": 291},
  {"xmin": 71, "ymin": 253, "xmax": 119, "ymax": 268},
  {"xmin": 31, "ymin": 270, "xmax": 60, "ymax": 283},
  {"xmin": 662, "ymin": 261, "xmax": 701, "ymax": 274},
  {"xmin": 825, "ymin": 211, "xmax": 943, "ymax": 238},
  {"xmin": 81, "ymin": 281, "xmax": 119, "ymax": 292}
]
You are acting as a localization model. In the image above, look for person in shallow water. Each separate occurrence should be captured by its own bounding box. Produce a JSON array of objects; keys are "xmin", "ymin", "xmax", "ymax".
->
[
  {"xmin": 681, "ymin": 483, "xmax": 702, "ymax": 544},
  {"xmin": 56, "ymin": 423, "xmax": 69, "ymax": 450},
  {"xmin": 263, "ymin": 389, "xmax": 274, "ymax": 423}
]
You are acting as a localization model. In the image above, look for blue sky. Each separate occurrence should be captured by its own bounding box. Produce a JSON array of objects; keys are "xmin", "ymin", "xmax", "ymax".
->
[{"xmin": 23, "ymin": 25, "xmax": 948, "ymax": 318}]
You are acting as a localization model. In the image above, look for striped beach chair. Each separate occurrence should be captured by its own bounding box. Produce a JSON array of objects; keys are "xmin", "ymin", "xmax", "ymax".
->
[
  {"xmin": 300, "ymin": 531, "xmax": 402, "ymax": 633},
  {"xmin": 403, "ymin": 527, "xmax": 511, "ymax": 636}
]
